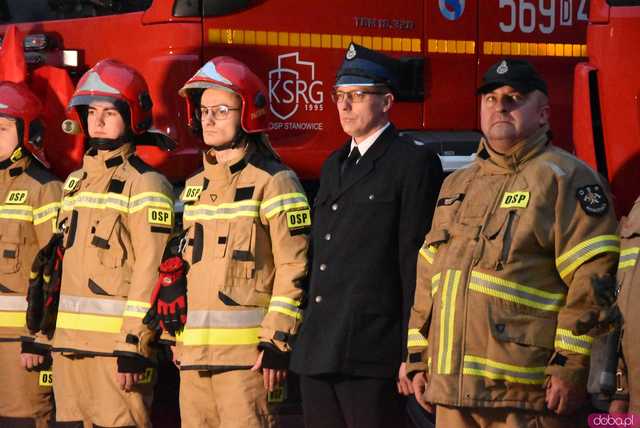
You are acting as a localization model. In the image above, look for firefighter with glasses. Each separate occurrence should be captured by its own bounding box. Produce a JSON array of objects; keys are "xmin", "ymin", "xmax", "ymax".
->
[
  {"xmin": 174, "ymin": 56, "xmax": 309, "ymax": 428},
  {"xmin": 51, "ymin": 59, "xmax": 174, "ymax": 428}
]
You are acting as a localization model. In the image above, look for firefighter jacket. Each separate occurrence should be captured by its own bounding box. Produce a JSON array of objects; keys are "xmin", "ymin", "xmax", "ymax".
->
[
  {"xmin": 177, "ymin": 147, "xmax": 309, "ymax": 370},
  {"xmin": 615, "ymin": 199, "xmax": 640, "ymax": 412},
  {"xmin": 52, "ymin": 143, "xmax": 174, "ymax": 358},
  {"xmin": 0, "ymin": 152, "xmax": 61, "ymax": 341},
  {"xmin": 406, "ymin": 126, "xmax": 619, "ymax": 411}
]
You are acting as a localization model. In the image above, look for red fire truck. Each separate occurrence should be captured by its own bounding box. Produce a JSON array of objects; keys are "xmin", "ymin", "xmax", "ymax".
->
[{"xmin": 0, "ymin": 0, "xmax": 590, "ymax": 186}]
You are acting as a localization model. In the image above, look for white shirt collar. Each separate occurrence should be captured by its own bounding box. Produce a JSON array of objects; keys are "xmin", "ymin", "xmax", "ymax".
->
[{"xmin": 349, "ymin": 122, "xmax": 391, "ymax": 158}]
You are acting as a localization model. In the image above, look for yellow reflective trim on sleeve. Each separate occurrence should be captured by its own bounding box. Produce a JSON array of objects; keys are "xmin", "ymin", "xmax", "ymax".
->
[
  {"xmin": 33, "ymin": 202, "xmax": 61, "ymax": 225},
  {"xmin": 262, "ymin": 192, "xmax": 310, "ymax": 219},
  {"xmin": 181, "ymin": 327, "xmax": 261, "ymax": 346},
  {"xmin": 268, "ymin": 306, "xmax": 303, "ymax": 320},
  {"xmin": 270, "ymin": 296, "xmax": 300, "ymax": 307},
  {"xmin": 556, "ymin": 235, "xmax": 620, "ymax": 279},
  {"xmin": 5, "ymin": 190, "xmax": 28, "ymax": 204},
  {"xmin": 408, "ymin": 328, "xmax": 428, "ymax": 348},
  {"xmin": 618, "ymin": 247, "xmax": 639, "ymax": 270},
  {"xmin": 122, "ymin": 300, "xmax": 152, "ymax": 319},
  {"xmin": 129, "ymin": 192, "xmax": 173, "ymax": 212},
  {"xmin": 554, "ymin": 328, "xmax": 593, "ymax": 356},
  {"xmin": 56, "ymin": 312, "xmax": 123, "ymax": 333},
  {"xmin": 268, "ymin": 296, "xmax": 302, "ymax": 320},
  {"xmin": 419, "ymin": 245, "xmax": 438, "ymax": 264},
  {"xmin": 0, "ymin": 311, "xmax": 26, "ymax": 327}
]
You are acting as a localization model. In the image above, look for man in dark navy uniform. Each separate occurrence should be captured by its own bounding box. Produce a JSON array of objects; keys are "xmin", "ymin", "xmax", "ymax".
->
[{"xmin": 290, "ymin": 43, "xmax": 444, "ymax": 428}]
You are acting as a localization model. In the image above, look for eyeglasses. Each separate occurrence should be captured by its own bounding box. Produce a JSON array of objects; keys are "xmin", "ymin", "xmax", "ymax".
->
[
  {"xmin": 331, "ymin": 90, "xmax": 388, "ymax": 104},
  {"xmin": 198, "ymin": 105, "xmax": 241, "ymax": 120}
]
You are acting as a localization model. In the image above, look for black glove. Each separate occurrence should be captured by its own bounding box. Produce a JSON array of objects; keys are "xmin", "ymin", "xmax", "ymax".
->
[
  {"xmin": 258, "ymin": 342, "xmax": 290, "ymax": 370},
  {"xmin": 117, "ymin": 355, "xmax": 150, "ymax": 374}
]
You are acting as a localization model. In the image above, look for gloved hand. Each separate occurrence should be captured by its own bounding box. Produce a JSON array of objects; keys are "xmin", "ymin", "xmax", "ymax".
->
[
  {"xmin": 143, "ymin": 256, "xmax": 187, "ymax": 336},
  {"xmin": 27, "ymin": 233, "xmax": 64, "ymax": 338},
  {"xmin": 574, "ymin": 274, "xmax": 622, "ymax": 336}
]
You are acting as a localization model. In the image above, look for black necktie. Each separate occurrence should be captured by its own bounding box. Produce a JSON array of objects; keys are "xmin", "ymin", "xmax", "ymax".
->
[{"xmin": 341, "ymin": 146, "xmax": 361, "ymax": 178}]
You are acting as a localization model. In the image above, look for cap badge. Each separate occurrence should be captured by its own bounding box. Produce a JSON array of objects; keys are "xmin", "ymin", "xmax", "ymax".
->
[
  {"xmin": 346, "ymin": 44, "xmax": 357, "ymax": 60},
  {"xmin": 496, "ymin": 60, "xmax": 509, "ymax": 75}
]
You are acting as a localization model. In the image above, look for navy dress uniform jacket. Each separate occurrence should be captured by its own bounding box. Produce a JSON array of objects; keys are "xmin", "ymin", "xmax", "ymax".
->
[{"xmin": 290, "ymin": 124, "xmax": 444, "ymax": 379}]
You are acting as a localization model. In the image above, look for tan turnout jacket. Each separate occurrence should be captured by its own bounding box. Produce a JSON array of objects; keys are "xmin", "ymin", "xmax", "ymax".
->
[
  {"xmin": 407, "ymin": 127, "xmax": 619, "ymax": 411},
  {"xmin": 178, "ymin": 147, "xmax": 309, "ymax": 370},
  {"xmin": 53, "ymin": 144, "xmax": 174, "ymax": 358}
]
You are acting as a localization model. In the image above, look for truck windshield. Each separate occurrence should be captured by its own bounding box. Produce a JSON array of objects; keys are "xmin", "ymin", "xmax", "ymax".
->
[{"xmin": 0, "ymin": 0, "xmax": 152, "ymax": 23}]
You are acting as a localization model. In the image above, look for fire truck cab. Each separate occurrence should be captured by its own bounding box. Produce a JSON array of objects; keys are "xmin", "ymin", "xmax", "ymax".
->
[{"xmin": 0, "ymin": 0, "xmax": 589, "ymax": 183}]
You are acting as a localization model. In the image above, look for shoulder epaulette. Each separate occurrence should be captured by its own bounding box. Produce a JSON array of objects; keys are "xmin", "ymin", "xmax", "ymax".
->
[
  {"xmin": 24, "ymin": 161, "xmax": 58, "ymax": 185},
  {"xmin": 127, "ymin": 155, "xmax": 155, "ymax": 174},
  {"xmin": 248, "ymin": 155, "xmax": 288, "ymax": 177}
]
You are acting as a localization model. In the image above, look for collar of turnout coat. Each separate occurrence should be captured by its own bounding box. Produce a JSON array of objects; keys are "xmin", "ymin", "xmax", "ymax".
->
[
  {"xmin": 83, "ymin": 143, "xmax": 134, "ymax": 173},
  {"xmin": 476, "ymin": 125, "xmax": 550, "ymax": 174}
]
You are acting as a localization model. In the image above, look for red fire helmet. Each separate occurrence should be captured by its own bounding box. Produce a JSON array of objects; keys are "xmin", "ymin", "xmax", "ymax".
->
[
  {"xmin": 0, "ymin": 81, "xmax": 47, "ymax": 165},
  {"xmin": 68, "ymin": 59, "xmax": 153, "ymax": 136},
  {"xmin": 179, "ymin": 56, "xmax": 269, "ymax": 134}
]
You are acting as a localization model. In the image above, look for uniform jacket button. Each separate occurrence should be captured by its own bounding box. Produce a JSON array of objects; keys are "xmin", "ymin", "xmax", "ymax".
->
[
  {"xmin": 325, "ymin": 233, "xmax": 332, "ymax": 240},
  {"xmin": 319, "ymin": 264, "xmax": 327, "ymax": 271},
  {"xmin": 315, "ymin": 295, "xmax": 323, "ymax": 303},
  {"xmin": 331, "ymin": 203, "xmax": 338, "ymax": 211},
  {"xmin": 369, "ymin": 194, "xmax": 375, "ymax": 200}
]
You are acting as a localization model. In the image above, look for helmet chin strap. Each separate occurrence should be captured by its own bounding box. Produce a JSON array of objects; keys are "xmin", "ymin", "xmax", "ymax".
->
[
  {"xmin": 210, "ymin": 127, "xmax": 247, "ymax": 151},
  {"xmin": 88, "ymin": 136, "xmax": 129, "ymax": 151}
]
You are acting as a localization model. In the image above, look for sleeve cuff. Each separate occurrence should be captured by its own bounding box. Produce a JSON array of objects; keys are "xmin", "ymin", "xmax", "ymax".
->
[
  {"xmin": 545, "ymin": 352, "xmax": 589, "ymax": 388},
  {"xmin": 20, "ymin": 340, "xmax": 50, "ymax": 356},
  {"xmin": 258, "ymin": 342, "xmax": 290, "ymax": 369}
]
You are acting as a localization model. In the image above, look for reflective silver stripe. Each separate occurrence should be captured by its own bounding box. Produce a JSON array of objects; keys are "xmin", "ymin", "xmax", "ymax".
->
[
  {"xmin": 554, "ymin": 328, "xmax": 593, "ymax": 355},
  {"xmin": 58, "ymin": 295, "xmax": 125, "ymax": 316},
  {"xmin": 261, "ymin": 193, "xmax": 309, "ymax": 217},
  {"xmin": 556, "ymin": 235, "xmax": 620, "ymax": 278},
  {"xmin": 269, "ymin": 300, "xmax": 300, "ymax": 312},
  {"xmin": 469, "ymin": 271, "xmax": 565, "ymax": 312},
  {"xmin": 62, "ymin": 193, "xmax": 129, "ymax": 211},
  {"xmin": 129, "ymin": 193, "xmax": 173, "ymax": 211},
  {"xmin": 0, "ymin": 205, "xmax": 33, "ymax": 220},
  {"xmin": 618, "ymin": 247, "xmax": 639, "ymax": 270},
  {"xmin": 0, "ymin": 296, "xmax": 28, "ymax": 311},
  {"xmin": 123, "ymin": 304, "xmax": 148, "ymax": 315},
  {"xmin": 186, "ymin": 308, "xmax": 266, "ymax": 328},
  {"xmin": 183, "ymin": 200, "xmax": 261, "ymax": 220},
  {"xmin": 33, "ymin": 203, "xmax": 60, "ymax": 224},
  {"xmin": 437, "ymin": 270, "xmax": 461, "ymax": 375}
]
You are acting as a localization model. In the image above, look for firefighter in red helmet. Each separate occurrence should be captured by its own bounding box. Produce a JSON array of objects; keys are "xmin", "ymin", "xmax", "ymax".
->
[
  {"xmin": 51, "ymin": 59, "xmax": 174, "ymax": 427},
  {"xmin": 0, "ymin": 81, "xmax": 61, "ymax": 427},
  {"xmin": 172, "ymin": 56, "xmax": 309, "ymax": 427}
]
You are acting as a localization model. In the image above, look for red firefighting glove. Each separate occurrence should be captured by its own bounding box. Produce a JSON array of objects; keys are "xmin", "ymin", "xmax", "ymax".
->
[
  {"xmin": 143, "ymin": 256, "xmax": 187, "ymax": 337},
  {"xmin": 26, "ymin": 233, "xmax": 64, "ymax": 338}
]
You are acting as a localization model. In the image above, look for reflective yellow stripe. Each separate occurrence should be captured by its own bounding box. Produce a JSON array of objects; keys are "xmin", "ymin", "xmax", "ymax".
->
[
  {"xmin": 554, "ymin": 328, "xmax": 592, "ymax": 356},
  {"xmin": 261, "ymin": 193, "xmax": 309, "ymax": 218},
  {"xmin": 431, "ymin": 272, "xmax": 441, "ymax": 297},
  {"xmin": 428, "ymin": 39, "xmax": 475, "ymax": 54},
  {"xmin": 0, "ymin": 204, "xmax": 33, "ymax": 221},
  {"xmin": 182, "ymin": 327, "xmax": 261, "ymax": 346},
  {"xmin": 419, "ymin": 245, "xmax": 438, "ymax": 265},
  {"xmin": 33, "ymin": 202, "xmax": 61, "ymax": 225},
  {"xmin": 483, "ymin": 41, "xmax": 587, "ymax": 57},
  {"xmin": 268, "ymin": 296, "xmax": 302, "ymax": 319},
  {"xmin": 463, "ymin": 355, "xmax": 545, "ymax": 385},
  {"xmin": 183, "ymin": 200, "xmax": 260, "ymax": 221},
  {"xmin": 56, "ymin": 312, "xmax": 122, "ymax": 333},
  {"xmin": 0, "ymin": 311, "xmax": 26, "ymax": 328},
  {"xmin": 408, "ymin": 328, "xmax": 428, "ymax": 348},
  {"xmin": 438, "ymin": 269, "xmax": 460, "ymax": 375},
  {"xmin": 556, "ymin": 235, "xmax": 620, "ymax": 278},
  {"xmin": 122, "ymin": 300, "xmax": 151, "ymax": 319},
  {"xmin": 618, "ymin": 247, "xmax": 639, "ymax": 270},
  {"xmin": 469, "ymin": 271, "xmax": 565, "ymax": 312},
  {"xmin": 209, "ymin": 28, "xmax": 421, "ymax": 53}
]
